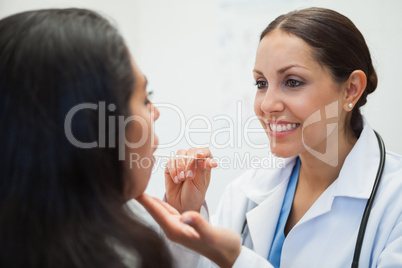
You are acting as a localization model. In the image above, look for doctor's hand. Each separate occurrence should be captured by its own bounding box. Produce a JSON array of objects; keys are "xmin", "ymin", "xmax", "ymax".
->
[
  {"xmin": 137, "ymin": 194, "xmax": 241, "ymax": 268},
  {"xmin": 165, "ymin": 148, "xmax": 217, "ymax": 213}
]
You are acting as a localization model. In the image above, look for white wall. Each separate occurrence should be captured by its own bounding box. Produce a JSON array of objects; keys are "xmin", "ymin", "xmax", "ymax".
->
[{"xmin": 1, "ymin": 0, "xmax": 401, "ymax": 214}]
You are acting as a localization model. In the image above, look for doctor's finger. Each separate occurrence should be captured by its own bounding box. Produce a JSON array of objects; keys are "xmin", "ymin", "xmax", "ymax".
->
[
  {"xmin": 137, "ymin": 194, "xmax": 179, "ymax": 222},
  {"xmin": 175, "ymin": 149, "xmax": 188, "ymax": 182},
  {"xmin": 198, "ymin": 158, "xmax": 218, "ymax": 169},
  {"xmin": 183, "ymin": 148, "xmax": 198, "ymax": 179},
  {"xmin": 180, "ymin": 211, "xmax": 215, "ymax": 244},
  {"xmin": 137, "ymin": 194, "xmax": 200, "ymax": 240},
  {"xmin": 193, "ymin": 148, "xmax": 217, "ymax": 169},
  {"xmin": 149, "ymin": 195, "xmax": 181, "ymax": 216},
  {"xmin": 166, "ymin": 159, "xmax": 179, "ymax": 184}
]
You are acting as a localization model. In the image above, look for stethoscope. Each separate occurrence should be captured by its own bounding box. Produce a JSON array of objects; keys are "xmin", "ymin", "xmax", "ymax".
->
[{"xmin": 240, "ymin": 131, "xmax": 386, "ymax": 268}]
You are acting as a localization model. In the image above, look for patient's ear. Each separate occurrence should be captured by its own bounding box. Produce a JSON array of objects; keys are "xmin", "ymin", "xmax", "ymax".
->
[{"xmin": 343, "ymin": 70, "xmax": 367, "ymax": 111}]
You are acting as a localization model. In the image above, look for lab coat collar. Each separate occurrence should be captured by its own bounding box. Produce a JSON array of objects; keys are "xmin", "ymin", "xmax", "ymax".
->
[{"xmin": 332, "ymin": 118, "xmax": 380, "ymax": 199}]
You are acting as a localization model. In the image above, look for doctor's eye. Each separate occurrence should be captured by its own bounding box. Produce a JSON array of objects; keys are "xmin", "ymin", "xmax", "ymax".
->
[
  {"xmin": 285, "ymin": 79, "xmax": 303, "ymax": 88},
  {"xmin": 254, "ymin": 80, "xmax": 268, "ymax": 90}
]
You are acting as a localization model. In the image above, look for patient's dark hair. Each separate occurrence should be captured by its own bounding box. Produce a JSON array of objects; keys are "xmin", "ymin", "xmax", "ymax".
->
[
  {"xmin": 261, "ymin": 7, "xmax": 377, "ymax": 137},
  {"xmin": 0, "ymin": 8, "xmax": 172, "ymax": 267}
]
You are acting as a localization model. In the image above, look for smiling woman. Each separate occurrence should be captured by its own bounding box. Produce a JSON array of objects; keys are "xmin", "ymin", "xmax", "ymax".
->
[{"xmin": 138, "ymin": 7, "xmax": 402, "ymax": 268}]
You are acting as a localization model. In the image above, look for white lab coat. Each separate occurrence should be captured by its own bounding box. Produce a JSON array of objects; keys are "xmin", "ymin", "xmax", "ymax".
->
[{"xmin": 172, "ymin": 120, "xmax": 402, "ymax": 268}]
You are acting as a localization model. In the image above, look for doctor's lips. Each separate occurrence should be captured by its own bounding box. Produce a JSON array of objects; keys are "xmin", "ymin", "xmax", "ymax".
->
[{"xmin": 264, "ymin": 120, "xmax": 300, "ymax": 133}]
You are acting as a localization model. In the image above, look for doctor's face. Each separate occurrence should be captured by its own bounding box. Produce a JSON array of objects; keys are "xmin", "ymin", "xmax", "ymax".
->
[{"xmin": 253, "ymin": 29, "xmax": 346, "ymax": 159}]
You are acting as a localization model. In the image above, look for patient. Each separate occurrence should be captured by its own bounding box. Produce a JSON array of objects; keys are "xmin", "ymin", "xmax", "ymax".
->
[{"xmin": 0, "ymin": 8, "xmax": 172, "ymax": 267}]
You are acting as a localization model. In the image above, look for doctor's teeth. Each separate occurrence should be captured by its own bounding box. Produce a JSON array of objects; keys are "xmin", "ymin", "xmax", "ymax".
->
[{"xmin": 270, "ymin": 123, "xmax": 298, "ymax": 132}]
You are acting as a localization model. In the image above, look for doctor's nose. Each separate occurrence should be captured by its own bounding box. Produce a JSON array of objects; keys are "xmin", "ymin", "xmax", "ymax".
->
[{"xmin": 260, "ymin": 87, "xmax": 285, "ymax": 115}]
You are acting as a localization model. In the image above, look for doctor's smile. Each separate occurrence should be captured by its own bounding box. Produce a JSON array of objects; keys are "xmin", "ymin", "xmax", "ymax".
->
[{"xmin": 263, "ymin": 120, "xmax": 300, "ymax": 138}]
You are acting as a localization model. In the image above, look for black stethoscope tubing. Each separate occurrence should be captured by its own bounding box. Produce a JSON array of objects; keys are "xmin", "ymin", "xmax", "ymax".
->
[
  {"xmin": 351, "ymin": 131, "xmax": 385, "ymax": 268},
  {"xmin": 240, "ymin": 131, "xmax": 386, "ymax": 268}
]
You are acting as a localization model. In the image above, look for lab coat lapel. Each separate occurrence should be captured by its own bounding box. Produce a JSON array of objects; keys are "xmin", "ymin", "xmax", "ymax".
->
[
  {"xmin": 242, "ymin": 157, "xmax": 297, "ymax": 258},
  {"xmin": 246, "ymin": 183, "xmax": 288, "ymax": 258}
]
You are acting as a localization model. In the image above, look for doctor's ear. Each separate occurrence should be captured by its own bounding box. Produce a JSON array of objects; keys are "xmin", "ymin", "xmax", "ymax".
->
[{"xmin": 343, "ymin": 70, "xmax": 367, "ymax": 111}]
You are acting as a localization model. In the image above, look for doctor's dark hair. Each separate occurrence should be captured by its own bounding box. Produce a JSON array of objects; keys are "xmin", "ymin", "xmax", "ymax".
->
[
  {"xmin": 260, "ymin": 7, "xmax": 377, "ymax": 138},
  {"xmin": 0, "ymin": 9, "xmax": 172, "ymax": 268}
]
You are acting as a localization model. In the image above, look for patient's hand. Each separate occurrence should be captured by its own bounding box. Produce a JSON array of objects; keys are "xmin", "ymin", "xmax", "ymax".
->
[
  {"xmin": 164, "ymin": 148, "xmax": 217, "ymax": 213},
  {"xmin": 137, "ymin": 194, "xmax": 241, "ymax": 268}
]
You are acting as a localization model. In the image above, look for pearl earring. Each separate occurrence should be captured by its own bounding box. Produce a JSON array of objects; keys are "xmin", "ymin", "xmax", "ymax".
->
[{"xmin": 348, "ymin": 103, "xmax": 353, "ymax": 108}]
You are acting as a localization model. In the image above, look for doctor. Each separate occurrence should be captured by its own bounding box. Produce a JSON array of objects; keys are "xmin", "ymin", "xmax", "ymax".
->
[{"xmin": 138, "ymin": 7, "xmax": 402, "ymax": 267}]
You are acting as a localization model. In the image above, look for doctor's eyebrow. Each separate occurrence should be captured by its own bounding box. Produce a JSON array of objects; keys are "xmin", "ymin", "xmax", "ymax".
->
[
  {"xmin": 277, "ymin": 64, "xmax": 310, "ymax": 74},
  {"xmin": 253, "ymin": 69, "xmax": 264, "ymax": 75},
  {"xmin": 253, "ymin": 65, "xmax": 311, "ymax": 76}
]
